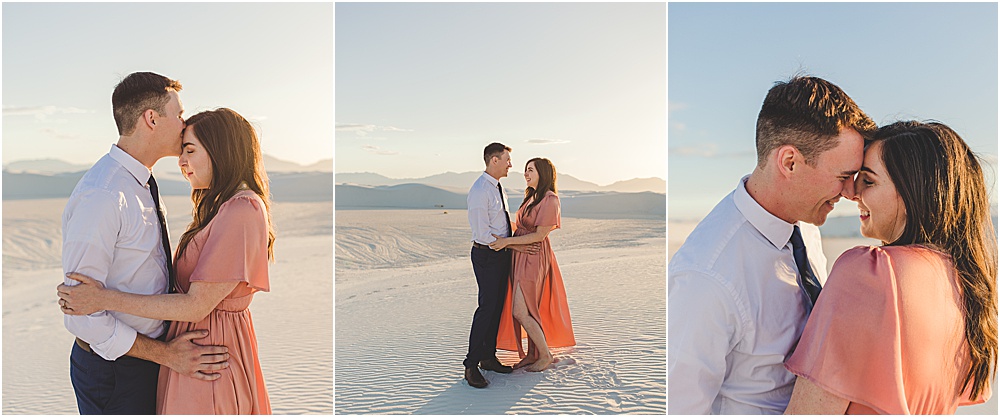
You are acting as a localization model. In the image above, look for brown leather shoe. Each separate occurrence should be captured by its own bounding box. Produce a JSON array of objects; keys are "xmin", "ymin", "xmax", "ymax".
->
[
  {"xmin": 465, "ymin": 366, "xmax": 488, "ymax": 388},
  {"xmin": 479, "ymin": 357, "xmax": 513, "ymax": 374}
]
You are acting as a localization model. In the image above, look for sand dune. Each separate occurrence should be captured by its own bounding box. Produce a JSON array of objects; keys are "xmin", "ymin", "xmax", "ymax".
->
[
  {"xmin": 1, "ymin": 199, "xmax": 64, "ymax": 272},
  {"xmin": 2, "ymin": 196, "xmax": 332, "ymax": 414},
  {"xmin": 336, "ymin": 209, "xmax": 666, "ymax": 414}
]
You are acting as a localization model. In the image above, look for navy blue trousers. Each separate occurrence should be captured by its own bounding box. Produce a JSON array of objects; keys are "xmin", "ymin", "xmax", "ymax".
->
[
  {"xmin": 69, "ymin": 342, "xmax": 159, "ymax": 415},
  {"xmin": 464, "ymin": 246, "xmax": 511, "ymax": 369}
]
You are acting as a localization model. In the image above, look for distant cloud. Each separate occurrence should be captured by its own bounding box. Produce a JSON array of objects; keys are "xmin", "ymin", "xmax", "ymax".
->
[
  {"xmin": 671, "ymin": 122, "xmax": 686, "ymax": 131},
  {"xmin": 668, "ymin": 101, "xmax": 688, "ymax": 112},
  {"xmin": 362, "ymin": 144, "xmax": 398, "ymax": 155},
  {"xmin": 526, "ymin": 138, "xmax": 570, "ymax": 145},
  {"xmin": 4, "ymin": 105, "xmax": 91, "ymax": 120},
  {"xmin": 671, "ymin": 143, "xmax": 718, "ymax": 157},
  {"xmin": 670, "ymin": 143, "xmax": 754, "ymax": 159},
  {"xmin": 40, "ymin": 128, "xmax": 83, "ymax": 140},
  {"xmin": 337, "ymin": 123, "xmax": 413, "ymax": 137}
]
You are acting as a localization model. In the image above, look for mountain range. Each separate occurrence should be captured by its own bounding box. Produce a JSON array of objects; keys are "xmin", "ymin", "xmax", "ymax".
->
[
  {"xmin": 2, "ymin": 170, "xmax": 331, "ymax": 202},
  {"xmin": 3, "ymin": 155, "xmax": 332, "ymax": 176},
  {"xmin": 336, "ymin": 183, "xmax": 665, "ymax": 220},
  {"xmin": 336, "ymin": 171, "xmax": 665, "ymax": 193},
  {"xmin": 3, "ymin": 159, "xmax": 663, "ymax": 219}
]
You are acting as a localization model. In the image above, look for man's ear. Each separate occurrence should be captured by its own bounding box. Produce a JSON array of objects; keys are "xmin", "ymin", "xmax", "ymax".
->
[
  {"xmin": 775, "ymin": 145, "xmax": 799, "ymax": 179},
  {"xmin": 143, "ymin": 109, "xmax": 157, "ymax": 130}
]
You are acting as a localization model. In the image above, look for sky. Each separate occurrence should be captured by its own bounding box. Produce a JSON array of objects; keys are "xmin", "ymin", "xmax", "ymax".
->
[
  {"xmin": 2, "ymin": 2, "xmax": 333, "ymax": 174},
  {"xmin": 669, "ymin": 2, "xmax": 999, "ymax": 220},
  {"xmin": 336, "ymin": 2, "xmax": 666, "ymax": 186}
]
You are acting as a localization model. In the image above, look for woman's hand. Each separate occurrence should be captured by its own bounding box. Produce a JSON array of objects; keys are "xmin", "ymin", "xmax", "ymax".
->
[
  {"xmin": 57, "ymin": 272, "xmax": 109, "ymax": 315},
  {"xmin": 510, "ymin": 242, "xmax": 542, "ymax": 255},
  {"xmin": 489, "ymin": 234, "xmax": 509, "ymax": 251}
]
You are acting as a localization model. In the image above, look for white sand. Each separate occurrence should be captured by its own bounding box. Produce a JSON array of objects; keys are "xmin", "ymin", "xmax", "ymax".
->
[
  {"xmin": 2, "ymin": 196, "xmax": 333, "ymax": 414},
  {"xmin": 669, "ymin": 220, "xmax": 999, "ymax": 415},
  {"xmin": 335, "ymin": 209, "xmax": 666, "ymax": 414}
]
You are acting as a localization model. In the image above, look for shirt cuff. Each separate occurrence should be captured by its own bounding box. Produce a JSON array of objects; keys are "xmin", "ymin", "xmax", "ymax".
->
[{"xmin": 90, "ymin": 320, "xmax": 139, "ymax": 361}]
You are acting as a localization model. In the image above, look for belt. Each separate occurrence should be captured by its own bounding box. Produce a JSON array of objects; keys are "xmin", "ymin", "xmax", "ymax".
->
[
  {"xmin": 472, "ymin": 242, "xmax": 508, "ymax": 252},
  {"xmin": 75, "ymin": 337, "xmax": 96, "ymax": 355}
]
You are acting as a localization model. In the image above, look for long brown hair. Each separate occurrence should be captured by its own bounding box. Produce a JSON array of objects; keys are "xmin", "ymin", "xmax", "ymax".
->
[
  {"xmin": 874, "ymin": 120, "xmax": 997, "ymax": 398},
  {"xmin": 175, "ymin": 108, "xmax": 275, "ymax": 263},
  {"xmin": 519, "ymin": 157, "xmax": 557, "ymax": 215}
]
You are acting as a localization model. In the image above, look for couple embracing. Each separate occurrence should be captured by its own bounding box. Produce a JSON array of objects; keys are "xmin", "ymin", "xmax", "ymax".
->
[
  {"xmin": 463, "ymin": 143, "xmax": 577, "ymax": 388},
  {"xmin": 55, "ymin": 72, "xmax": 273, "ymax": 414},
  {"xmin": 670, "ymin": 76, "xmax": 996, "ymax": 414}
]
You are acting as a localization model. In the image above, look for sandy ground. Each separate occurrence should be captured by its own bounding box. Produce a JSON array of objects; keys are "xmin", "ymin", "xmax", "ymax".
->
[
  {"xmin": 335, "ymin": 209, "xmax": 666, "ymax": 414},
  {"xmin": 2, "ymin": 196, "xmax": 333, "ymax": 414},
  {"xmin": 669, "ymin": 219, "xmax": 999, "ymax": 415}
]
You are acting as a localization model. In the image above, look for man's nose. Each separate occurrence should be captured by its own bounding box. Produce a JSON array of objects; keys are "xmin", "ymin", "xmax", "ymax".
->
[{"xmin": 841, "ymin": 177, "xmax": 857, "ymax": 200}]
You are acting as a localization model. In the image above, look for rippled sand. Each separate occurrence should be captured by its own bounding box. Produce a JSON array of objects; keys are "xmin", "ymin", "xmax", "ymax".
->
[
  {"xmin": 2, "ymin": 196, "xmax": 332, "ymax": 414},
  {"xmin": 336, "ymin": 209, "xmax": 666, "ymax": 414}
]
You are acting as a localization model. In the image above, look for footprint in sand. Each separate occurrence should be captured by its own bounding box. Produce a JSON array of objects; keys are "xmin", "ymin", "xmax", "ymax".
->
[{"xmin": 606, "ymin": 392, "xmax": 623, "ymax": 408}]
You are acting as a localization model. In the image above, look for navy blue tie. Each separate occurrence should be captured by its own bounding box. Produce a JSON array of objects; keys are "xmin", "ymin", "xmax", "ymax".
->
[
  {"xmin": 790, "ymin": 225, "xmax": 822, "ymax": 311},
  {"xmin": 148, "ymin": 175, "xmax": 175, "ymax": 293},
  {"xmin": 498, "ymin": 182, "xmax": 511, "ymax": 238}
]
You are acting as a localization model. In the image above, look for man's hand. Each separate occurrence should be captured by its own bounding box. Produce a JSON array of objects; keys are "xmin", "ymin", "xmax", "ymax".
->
[
  {"xmin": 510, "ymin": 242, "xmax": 541, "ymax": 255},
  {"xmin": 57, "ymin": 272, "xmax": 107, "ymax": 315},
  {"xmin": 162, "ymin": 330, "xmax": 229, "ymax": 381}
]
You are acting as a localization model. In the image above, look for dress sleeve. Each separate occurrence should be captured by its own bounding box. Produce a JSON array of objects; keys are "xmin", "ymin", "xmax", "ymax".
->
[
  {"xmin": 189, "ymin": 195, "xmax": 270, "ymax": 292},
  {"xmin": 535, "ymin": 192, "xmax": 560, "ymax": 229},
  {"xmin": 785, "ymin": 246, "xmax": 909, "ymax": 414}
]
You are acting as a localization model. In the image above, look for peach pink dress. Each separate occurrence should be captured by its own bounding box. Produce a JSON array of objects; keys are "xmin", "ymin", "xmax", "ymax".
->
[
  {"xmin": 157, "ymin": 190, "xmax": 271, "ymax": 414},
  {"xmin": 785, "ymin": 245, "xmax": 990, "ymax": 414},
  {"xmin": 497, "ymin": 191, "xmax": 576, "ymax": 356}
]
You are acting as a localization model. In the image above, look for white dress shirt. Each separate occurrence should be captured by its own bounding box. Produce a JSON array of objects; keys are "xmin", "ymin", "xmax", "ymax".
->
[
  {"xmin": 668, "ymin": 175, "xmax": 828, "ymax": 414},
  {"xmin": 62, "ymin": 145, "xmax": 169, "ymax": 360},
  {"xmin": 467, "ymin": 171, "xmax": 511, "ymax": 245}
]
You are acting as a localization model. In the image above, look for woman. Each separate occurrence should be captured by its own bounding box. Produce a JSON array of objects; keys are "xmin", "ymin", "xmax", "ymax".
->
[
  {"xmin": 784, "ymin": 121, "xmax": 996, "ymax": 414},
  {"xmin": 59, "ymin": 108, "xmax": 275, "ymax": 414},
  {"xmin": 489, "ymin": 157, "xmax": 575, "ymax": 371}
]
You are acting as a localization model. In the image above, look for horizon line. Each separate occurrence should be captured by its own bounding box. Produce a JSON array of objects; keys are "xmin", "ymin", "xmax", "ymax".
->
[
  {"xmin": 3, "ymin": 154, "xmax": 333, "ymax": 168},
  {"xmin": 334, "ymin": 170, "xmax": 666, "ymax": 187}
]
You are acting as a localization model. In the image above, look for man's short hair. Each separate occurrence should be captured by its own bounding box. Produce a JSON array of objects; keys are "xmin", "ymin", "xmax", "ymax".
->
[
  {"xmin": 755, "ymin": 76, "xmax": 876, "ymax": 166},
  {"xmin": 112, "ymin": 72, "xmax": 183, "ymax": 135},
  {"xmin": 483, "ymin": 142, "xmax": 511, "ymax": 167}
]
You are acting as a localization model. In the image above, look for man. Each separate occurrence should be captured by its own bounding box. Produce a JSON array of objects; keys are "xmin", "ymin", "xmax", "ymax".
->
[
  {"xmin": 464, "ymin": 142, "xmax": 536, "ymax": 388},
  {"xmin": 668, "ymin": 76, "xmax": 877, "ymax": 414},
  {"xmin": 59, "ymin": 72, "xmax": 229, "ymax": 414}
]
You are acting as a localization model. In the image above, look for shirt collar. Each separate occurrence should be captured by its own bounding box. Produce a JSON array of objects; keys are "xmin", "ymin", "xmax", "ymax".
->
[
  {"xmin": 108, "ymin": 145, "xmax": 152, "ymax": 187},
  {"xmin": 480, "ymin": 171, "xmax": 500, "ymax": 187},
  {"xmin": 733, "ymin": 175, "xmax": 797, "ymax": 250}
]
